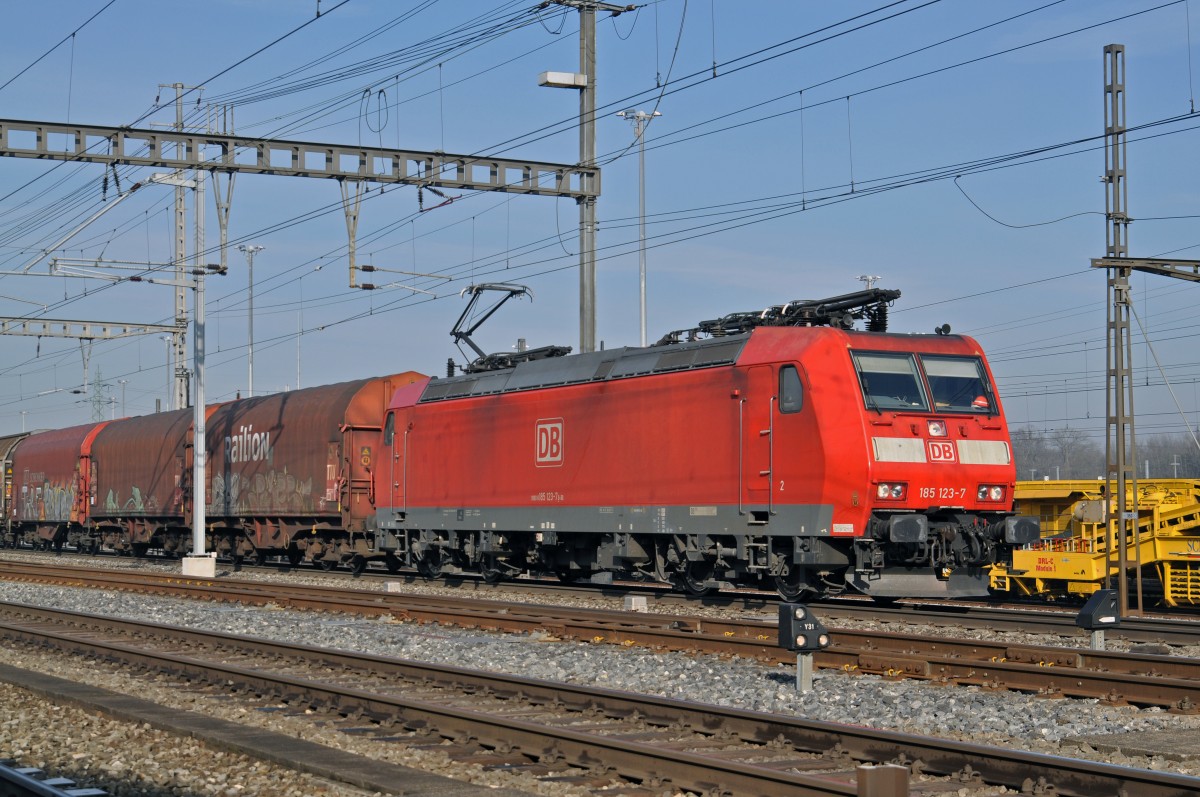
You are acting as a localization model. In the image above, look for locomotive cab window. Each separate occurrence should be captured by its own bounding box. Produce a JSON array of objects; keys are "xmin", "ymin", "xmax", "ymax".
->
[
  {"xmin": 779, "ymin": 365, "xmax": 803, "ymax": 413},
  {"xmin": 383, "ymin": 412, "xmax": 395, "ymax": 446},
  {"xmin": 920, "ymin": 355, "xmax": 994, "ymax": 413},
  {"xmin": 852, "ymin": 352, "xmax": 929, "ymax": 411}
]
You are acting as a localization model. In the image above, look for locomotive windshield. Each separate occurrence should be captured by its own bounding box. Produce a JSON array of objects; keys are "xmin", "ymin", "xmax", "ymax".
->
[
  {"xmin": 921, "ymin": 355, "xmax": 994, "ymax": 413},
  {"xmin": 852, "ymin": 351, "xmax": 994, "ymax": 414},
  {"xmin": 852, "ymin": 352, "xmax": 929, "ymax": 411}
]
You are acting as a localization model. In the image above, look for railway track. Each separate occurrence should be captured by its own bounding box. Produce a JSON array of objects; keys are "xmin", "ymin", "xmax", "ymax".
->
[
  {"xmin": 7, "ymin": 548, "xmax": 1200, "ymax": 644},
  {"xmin": 2, "ymin": 559, "xmax": 1200, "ymax": 710},
  {"xmin": 0, "ymin": 759, "xmax": 107, "ymax": 796},
  {"xmin": 8, "ymin": 548, "xmax": 1200, "ymax": 643},
  {"xmin": 0, "ymin": 600, "xmax": 1196, "ymax": 797}
]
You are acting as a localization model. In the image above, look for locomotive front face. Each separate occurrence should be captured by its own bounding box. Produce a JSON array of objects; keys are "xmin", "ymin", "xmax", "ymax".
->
[
  {"xmin": 853, "ymin": 349, "xmax": 1008, "ymax": 511},
  {"xmin": 843, "ymin": 343, "xmax": 1039, "ymax": 597}
]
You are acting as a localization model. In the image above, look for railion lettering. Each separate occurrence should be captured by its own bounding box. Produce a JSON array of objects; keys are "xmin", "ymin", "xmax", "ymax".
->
[{"xmin": 225, "ymin": 424, "xmax": 273, "ymax": 464}]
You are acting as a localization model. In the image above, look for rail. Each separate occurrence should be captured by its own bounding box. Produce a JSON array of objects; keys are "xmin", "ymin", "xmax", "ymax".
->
[
  {"xmin": 2, "ymin": 561, "xmax": 1199, "ymax": 709},
  {"xmin": 0, "ymin": 759, "xmax": 106, "ymax": 796},
  {"xmin": 1, "ymin": 602, "xmax": 1196, "ymax": 797}
]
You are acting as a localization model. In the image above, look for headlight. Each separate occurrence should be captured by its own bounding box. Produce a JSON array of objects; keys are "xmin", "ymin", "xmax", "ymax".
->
[
  {"xmin": 927, "ymin": 420, "xmax": 947, "ymax": 437},
  {"xmin": 876, "ymin": 483, "xmax": 907, "ymax": 500},
  {"xmin": 977, "ymin": 485, "xmax": 1005, "ymax": 502}
]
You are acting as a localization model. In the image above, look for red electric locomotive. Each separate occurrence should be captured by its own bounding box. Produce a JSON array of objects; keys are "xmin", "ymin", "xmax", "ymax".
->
[{"xmin": 374, "ymin": 288, "xmax": 1039, "ymax": 599}]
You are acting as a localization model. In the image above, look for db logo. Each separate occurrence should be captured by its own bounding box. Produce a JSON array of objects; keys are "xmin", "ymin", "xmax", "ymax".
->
[
  {"xmin": 928, "ymin": 440, "xmax": 956, "ymax": 463},
  {"xmin": 535, "ymin": 419, "xmax": 564, "ymax": 467}
]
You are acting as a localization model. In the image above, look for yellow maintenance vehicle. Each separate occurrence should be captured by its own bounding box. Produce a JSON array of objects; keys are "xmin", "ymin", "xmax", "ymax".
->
[{"xmin": 989, "ymin": 479, "xmax": 1200, "ymax": 606}]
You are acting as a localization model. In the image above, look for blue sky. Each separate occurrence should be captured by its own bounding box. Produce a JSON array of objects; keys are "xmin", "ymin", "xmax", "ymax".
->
[{"xmin": 1, "ymin": 0, "xmax": 1199, "ymax": 445}]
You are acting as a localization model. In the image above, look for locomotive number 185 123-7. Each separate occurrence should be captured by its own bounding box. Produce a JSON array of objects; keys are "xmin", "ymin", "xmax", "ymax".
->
[{"xmin": 918, "ymin": 486, "xmax": 967, "ymax": 500}]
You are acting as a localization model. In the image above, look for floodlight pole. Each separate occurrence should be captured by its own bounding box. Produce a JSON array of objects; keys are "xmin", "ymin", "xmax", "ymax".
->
[
  {"xmin": 617, "ymin": 109, "xmax": 660, "ymax": 347},
  {"xmin": 238, "ymin": 244, "xmax": 264, "ymax": 397}
]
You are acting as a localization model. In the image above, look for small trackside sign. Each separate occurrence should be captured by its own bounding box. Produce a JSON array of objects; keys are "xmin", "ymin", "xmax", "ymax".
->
[
  {"xmin": 536, "ymin": 418, "xmax": 564, "ymax": 467},
  {"xmin": 928, "ymin": 440, "xmax": 956, "ymax": 463}
]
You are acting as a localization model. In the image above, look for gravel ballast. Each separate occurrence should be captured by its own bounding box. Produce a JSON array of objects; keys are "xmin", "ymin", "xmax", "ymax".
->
[{"xmin": 1, "ymin": 553, "xmax": 1199, "ymax": 794}]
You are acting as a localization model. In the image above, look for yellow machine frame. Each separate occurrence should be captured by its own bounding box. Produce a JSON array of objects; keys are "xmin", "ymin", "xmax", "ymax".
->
[{"xmin": 989, "ymin": 479, "xmax": 1200, "ymax": 606}]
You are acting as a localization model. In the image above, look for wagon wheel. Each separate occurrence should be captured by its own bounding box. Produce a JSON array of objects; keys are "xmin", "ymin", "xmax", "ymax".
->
[
  {"xmin": 253, "ymin": 550, "xmax": 269, "ymax": 566},
  {"xmin": 285, "ymin": 547, "xmax": 303, "ymax": 567},
  {"xmin": 480, "ymin": 559, "xmax": 505, "ymax": 584},
  {"xmin": 554, "ymin": 567, "xmax": 582, "ymax": 584},
  {"xmin": 349, "ymin": 555, "xmax": 367, "ymax": 576},
  {"xmin": 415, "ymin": 550, "xmax": 442, "ymax": 579},
  {"xmin": 383, "ymin": 551, "xmax": 402, "ymax": 574},
  {"xmin": 132, "ymin": 542, "xmax": 150, "ymax": 559},
  {"xmin": 316, "ymin": 558, "xmax": 338, "ymax": 571},
  {"xmin": 675, "ymin": 561, "xmax": 716, "ymax": 597}
]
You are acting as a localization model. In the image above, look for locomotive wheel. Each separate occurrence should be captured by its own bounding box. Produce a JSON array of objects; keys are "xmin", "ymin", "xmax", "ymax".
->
[
  {"xmin": 774, "ymin": 568, "xmax": 814, "ymax": 602},
  {"xmin": 676, "ymin": 561, "xmax": 715, "ymax": 596},
  {"xmin": 416, "ymin": 553, "xmax": 441, "ymax": 580},
  {"xmin": 383, "ymin": 552, "xmax": 402, "ymax": 574}
]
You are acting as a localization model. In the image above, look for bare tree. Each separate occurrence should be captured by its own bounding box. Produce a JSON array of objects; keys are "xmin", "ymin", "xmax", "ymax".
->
[{"xmin": 1011, "ymin": 426, "xmax": 1102, "ymax": 481}]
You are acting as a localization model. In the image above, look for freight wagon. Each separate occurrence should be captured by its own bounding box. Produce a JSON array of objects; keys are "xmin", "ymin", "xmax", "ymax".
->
[{"xmin": 1, "ymin": 374, "xmax": 422, "ymax": 567}]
